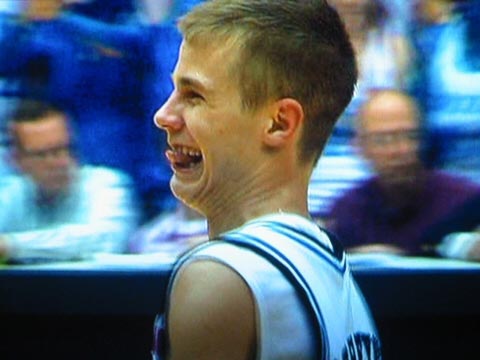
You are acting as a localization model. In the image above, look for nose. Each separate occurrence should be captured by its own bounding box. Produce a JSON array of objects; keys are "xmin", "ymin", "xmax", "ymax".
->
[
  {"xmin": 154, "ymin": 92, "xmax": 184, "ymax": 132},
  {"xmin": 382, "ymin": 141, "xmax": 418, "ymax": 166},
  {"xmin": 43, "ymin": 155, "xmax": 72, "ymax": 176},
  {"xmin": 395, "ymin": 134, "xmax": 419, "ymax": 156}
]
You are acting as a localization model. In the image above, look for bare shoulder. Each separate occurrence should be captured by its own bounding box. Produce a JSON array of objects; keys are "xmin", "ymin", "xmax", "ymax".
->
[{"xmin": 167, "ymin": 260, "xmax": 256, "ymax": 360}]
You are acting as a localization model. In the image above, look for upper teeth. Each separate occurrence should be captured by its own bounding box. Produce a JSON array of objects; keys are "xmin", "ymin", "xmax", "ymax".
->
[{"xmin": 177, "ymin": 146, "xmax": 202, "ymax": 158}]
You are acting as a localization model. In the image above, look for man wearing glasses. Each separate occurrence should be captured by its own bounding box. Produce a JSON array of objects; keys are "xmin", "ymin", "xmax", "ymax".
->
[
  {"xmin": 0, "ymin": 99, "xmax": 139, "ymax": 263},
  {"xmin": 325, "ymin": 89, "xmax": 480, "ymax": 257}
]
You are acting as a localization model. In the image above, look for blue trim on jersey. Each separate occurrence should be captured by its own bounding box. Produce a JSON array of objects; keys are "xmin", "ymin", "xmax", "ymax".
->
[
  {"xmin": 158, "ymin": 220, "xmax": 352, "ymax": 360},
  {"xmin": 245, "ymin": 220, "xmax": 347, "ymax": 273},
  {"xmin": 155, "ymin": 217, "xmax": 381, "ymax": 360},
  {"xmin": 220, "ymin": 232, "xmax": 328, "ymax": 360}
]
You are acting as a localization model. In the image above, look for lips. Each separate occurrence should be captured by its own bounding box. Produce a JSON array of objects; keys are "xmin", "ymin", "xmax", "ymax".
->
[{"xmin": 166, "ymin": 145, "xmax": 203, "ymax": 170}]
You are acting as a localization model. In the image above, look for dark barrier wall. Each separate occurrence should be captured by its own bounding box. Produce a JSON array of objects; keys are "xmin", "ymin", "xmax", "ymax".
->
[{"xmin": 2, "ymin": 266, "xmax": 480, "ymax": 359}]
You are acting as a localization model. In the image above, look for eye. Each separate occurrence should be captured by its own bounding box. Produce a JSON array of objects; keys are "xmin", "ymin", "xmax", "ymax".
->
[{"xmin": 183, "ymin": 89, "xmax": 204, "ymax": 105}]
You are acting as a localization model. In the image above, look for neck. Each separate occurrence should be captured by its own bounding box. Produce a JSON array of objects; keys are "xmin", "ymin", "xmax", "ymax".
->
[{"xmin": 206, "ymin": 169, "xmax": 311, "ymax": 239}]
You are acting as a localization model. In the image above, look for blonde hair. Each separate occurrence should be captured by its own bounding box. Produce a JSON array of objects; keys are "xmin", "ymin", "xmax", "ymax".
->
[{"xmin": 179, "ymin": 0, "xmax": 357, "ymax": 163}]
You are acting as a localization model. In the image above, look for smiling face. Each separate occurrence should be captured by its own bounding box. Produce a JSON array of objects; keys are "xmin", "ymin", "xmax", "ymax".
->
[{"xmin": 154, "ymin": 39, "xmax": 269, "ymax": 216}]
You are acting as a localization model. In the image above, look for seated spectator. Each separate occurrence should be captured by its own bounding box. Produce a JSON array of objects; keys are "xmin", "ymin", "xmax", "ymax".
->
[
  {"xmin": 0, "ymin": 99, "xmax": 139, "ymax": 263},
  {"xmin": 0, "ymin": 0, "xmax": 184, "ymax": 222},
  {"xmin": 128, "ymin": 201, "xmax": 207, "ymax": 257},
  {"xmin": 325, "ymin": 89, "xmax": 480, "ymax": 256},
  {"xmin": 308, "ymin": 0, "xmax": 414, "ymax": 217}
]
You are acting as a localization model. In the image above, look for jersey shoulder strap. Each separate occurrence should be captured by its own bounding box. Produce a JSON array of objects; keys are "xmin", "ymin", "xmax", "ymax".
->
[{"xmin": 218, "ymin": 221, "xmax": 344, "ymax": 360}]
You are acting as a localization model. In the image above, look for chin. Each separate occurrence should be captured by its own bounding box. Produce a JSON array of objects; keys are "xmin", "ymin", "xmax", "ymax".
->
[
  {"xmin": 170, "ymin": 178, "xmax": 196, "ymax": 207},
  {"xmin": 385, "ymin": 177, "xmax": 418, "ymax": 192}
]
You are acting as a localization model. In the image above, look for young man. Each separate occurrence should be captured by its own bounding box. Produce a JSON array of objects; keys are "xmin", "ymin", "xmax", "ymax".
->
[
  {"xmin": 0, "ymin": 99, "xmax": 139, "ymax": 263},
  {"xmin": 152, "ymin": 1, "xmax": 381, "ymax": 359},
  {"xmin": 326, "ymin": 89, "xmax": 480, "ymax": 256}
]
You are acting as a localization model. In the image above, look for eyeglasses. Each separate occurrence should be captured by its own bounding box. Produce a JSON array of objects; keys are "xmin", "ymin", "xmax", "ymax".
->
[
  {"xmin": 19, "ymin": 144, "xmax": 73, "ymax": 161},
  {"xmin": 360, "ymin": 130, "xmax": 422, "ymax": 147}
]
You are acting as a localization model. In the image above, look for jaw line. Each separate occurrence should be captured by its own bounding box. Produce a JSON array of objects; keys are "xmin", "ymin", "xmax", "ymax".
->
[{"xmin": 172, "ymin": 159, "xmax": 216, "ymax": 212}]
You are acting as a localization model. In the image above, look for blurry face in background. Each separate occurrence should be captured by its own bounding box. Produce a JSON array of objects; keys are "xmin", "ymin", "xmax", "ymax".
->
[
  {"xmin": 23, "ymin": 0, "xmax": 63, "ymax": 19},
  {"xmin": 21, "ymin": 0, "xmax": 95, "ymax": 20},
  {"xmin": 413, "ymin": 0, "xmax": 454, "ymax": 24},
  {"xmin": 12, "ymin": 113, "xmax": 77, "ymax": 199},
  {"xmin": 358, "ymin": 91, "xmax": 423, "ymax": 189}
]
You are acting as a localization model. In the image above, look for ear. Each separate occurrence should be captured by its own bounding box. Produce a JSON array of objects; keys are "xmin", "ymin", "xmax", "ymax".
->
[{"xmin": 263, "ymin": 98, "xmax": 304, "ymax": 148}]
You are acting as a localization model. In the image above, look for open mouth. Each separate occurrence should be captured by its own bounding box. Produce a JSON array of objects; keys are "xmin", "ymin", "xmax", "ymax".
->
[{"xmin": 167, "ymin": 145, "xmax": 203, "ymax": 170}]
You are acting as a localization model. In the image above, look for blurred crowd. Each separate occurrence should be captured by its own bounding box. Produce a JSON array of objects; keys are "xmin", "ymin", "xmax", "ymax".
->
[{"xmin": 1, "ymin": 0, "xmax": 480, "ymax": 264}]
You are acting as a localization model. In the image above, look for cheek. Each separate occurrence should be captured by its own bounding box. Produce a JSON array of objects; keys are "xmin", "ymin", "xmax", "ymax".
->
[
  {"xmin": 31, "ymin": 164, "xmax": 48, "ymax": 178},
  {"xmin": 217, "ymin": 128, "xmax": 228, "ymax": 136},
  {"xmin": 366, "ymin": 149, "xmax": 390, "ymax": 166},
  {"xmin": 192, "ymin": 122, "xmax": 229, "ymax": 151},
  {"xmin": 17, "ymin": 158, "xmax": 33, "ymax": 173}
]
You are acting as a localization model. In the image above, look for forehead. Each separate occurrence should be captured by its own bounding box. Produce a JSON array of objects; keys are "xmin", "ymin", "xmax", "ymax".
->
[
  {"xmin": 174, "ymin": 39, "xmax": 239, "ymax": 90},
  {"xmin": 13, "ymin": 113, "xmax": 69, "ymax": 149},
  {"xmin": 360, "ymin": 93, "xmax": 419, "ymax": 133}
]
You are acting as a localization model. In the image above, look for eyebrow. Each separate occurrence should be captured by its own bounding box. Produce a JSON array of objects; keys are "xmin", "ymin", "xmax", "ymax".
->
[{"xmin": 172, "ymin": 73, "xmax": 212, "ymax": 95}]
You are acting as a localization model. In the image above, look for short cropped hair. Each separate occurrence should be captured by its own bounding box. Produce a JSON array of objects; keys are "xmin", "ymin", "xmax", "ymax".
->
[
  {"xmin": 11, "ymin": 99, "xmax": 65, "ymax": 124},
  {"xmin": 9, "ymin": 99, "xmax": 71, "ymax": 149},
  {"xmin": 179, "ymin": 0, "xmax": 357, "ymax": 163}
]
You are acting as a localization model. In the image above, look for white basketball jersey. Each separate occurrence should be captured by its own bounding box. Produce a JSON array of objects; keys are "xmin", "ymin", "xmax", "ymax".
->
[{"xmin": 155, "ymin": 213, "xmax": 381, "ymax": 360}]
